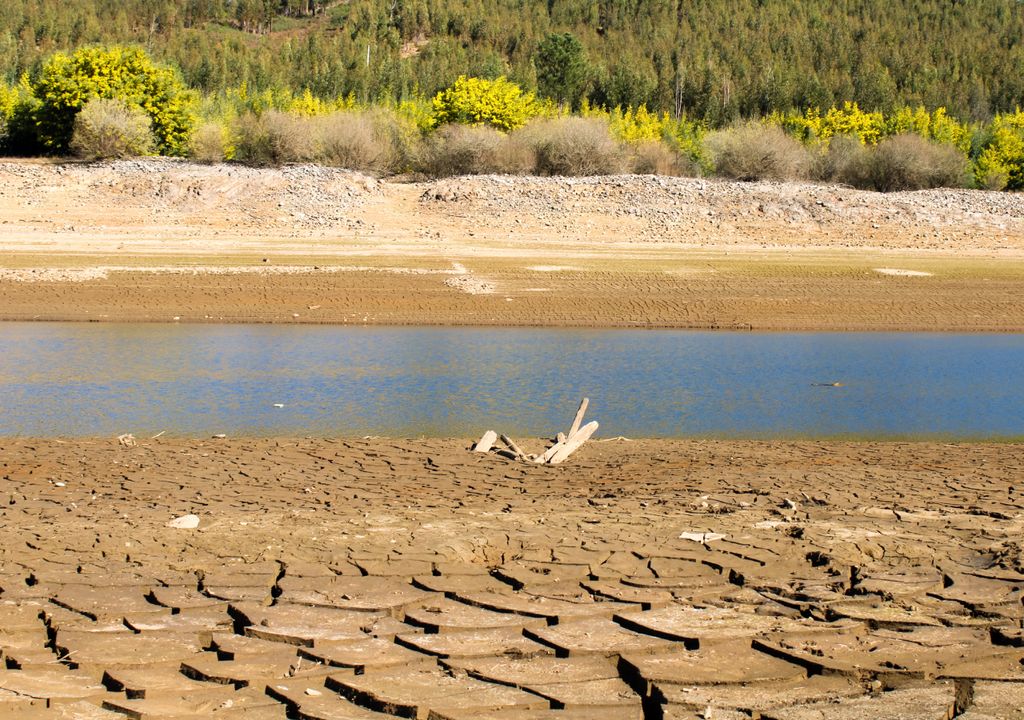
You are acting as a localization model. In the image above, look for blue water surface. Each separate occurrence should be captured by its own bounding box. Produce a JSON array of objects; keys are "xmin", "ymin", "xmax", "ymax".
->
[{"xmin": 0, "ymin": 323, "xmax": 1021, "ymax": 438}]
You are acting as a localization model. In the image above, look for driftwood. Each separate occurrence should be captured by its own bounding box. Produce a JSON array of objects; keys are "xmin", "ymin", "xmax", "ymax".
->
[
  {"xmin": 549, "ymin": 420, "xmax": 599, "ymax": 465},
  {"xmin": 473, "ymin": 430, "xmax": 498, "ymax": 453},
  {"xmin": 568, "ymin": 398, "xmax": 589, "ymax": 438},
  {"xmin": 475, "ymin": 397, "xmax": 597, "ymax": 466},
  {"xmin": 499, "ymin": 434, "xmax": 528, "ymax": 461}
]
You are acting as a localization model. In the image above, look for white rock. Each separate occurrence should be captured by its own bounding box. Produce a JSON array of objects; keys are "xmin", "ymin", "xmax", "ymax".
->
[
  {"xmin": 679, "ymin": 531, "xmax": 727, "ymax": 543},
  {"xmin": 167, "ymin": 514, "xmax": 200, "ymax": 529}
]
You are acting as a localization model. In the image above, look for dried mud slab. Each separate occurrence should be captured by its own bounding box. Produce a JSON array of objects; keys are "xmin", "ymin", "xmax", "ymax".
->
[{"xmin": 1, "ymin": 436, "xmax": 1023, "ymax": 718}]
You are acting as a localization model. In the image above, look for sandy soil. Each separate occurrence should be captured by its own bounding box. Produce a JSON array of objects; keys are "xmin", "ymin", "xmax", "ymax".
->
[
  {"xmin": 2, "ymin": 159, "xmax": 1024, "ymax": 331},
  {"xmin": 1, "ymin": 437, "xmax": 1023, "ymax": 717}
]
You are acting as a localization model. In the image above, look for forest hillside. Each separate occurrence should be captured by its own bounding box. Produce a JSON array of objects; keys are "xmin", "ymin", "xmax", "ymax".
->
[{"xmin": 3, "ymin": 0, "xmax": 1023, "ymax": 122}]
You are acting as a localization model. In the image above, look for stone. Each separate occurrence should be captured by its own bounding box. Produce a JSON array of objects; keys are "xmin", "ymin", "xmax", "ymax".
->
[{"xmin": 167, "ymin": 514, "xmax": 201, "ymax": 529}]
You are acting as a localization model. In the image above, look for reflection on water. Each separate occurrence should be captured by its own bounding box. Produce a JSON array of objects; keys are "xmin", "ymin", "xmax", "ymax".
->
[{"xmin": 0, "ymin": 323, "xmax": 1022, "ymax": 438}]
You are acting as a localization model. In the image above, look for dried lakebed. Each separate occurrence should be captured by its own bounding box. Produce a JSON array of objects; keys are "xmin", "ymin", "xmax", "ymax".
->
[{"xmin": 1, "ymin": 438, "xmax": 1023, "ymax": 718}]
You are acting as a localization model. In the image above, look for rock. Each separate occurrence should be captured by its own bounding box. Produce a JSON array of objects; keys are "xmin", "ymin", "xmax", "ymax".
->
[{"xmin": 167, "ymin": 513, "xmax": 200, "ymax": 529}]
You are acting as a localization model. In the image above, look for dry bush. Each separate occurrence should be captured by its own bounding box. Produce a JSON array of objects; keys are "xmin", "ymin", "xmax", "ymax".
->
[
  {"xmin": 811, "ymin": 134, "xmax": 869, "ymax": 184},
  {"xmin": 416, "ymin": 124, "xmax": 534, "ymax": 177},
  {"xmin": 705, "ymin": 122, "xmax": 809, "ymax": 181},
  {"xmin": 416, "ymin": 124, "xmax": 501, "ymax": 176},
  {"xmin": 630, "ymin": 140, "xmax": 698, "ymax": 176},
  {"xmin": 858, "ymin": 134, "xmax": 969, "ymax": 192},
  {"xmin": 232, "ymin": 111, "xmax": 316, "ymax": 165},
  {"xmin": 494, "ymin": 132, "xmax": 537, "ymax": 175},
  {"xmin": 318, "ymin": 110, "xmax": 406, "ymax": 174},
  {"xmin": 189, "ymin": 121, "xmax": 228, "ymax": 163},
  {"xmin": 69, "ymin": 98, "xmax": 155, "ymax": 160},
  {"xmin": 519, "ymin": 117, "xmax": 626, "ymax": 176}
]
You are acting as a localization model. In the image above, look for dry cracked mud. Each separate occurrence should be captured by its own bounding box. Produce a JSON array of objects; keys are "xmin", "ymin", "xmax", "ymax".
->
[{"xmin": 1, "ymin": 437, "xmax": 1022, "ymax": 718}]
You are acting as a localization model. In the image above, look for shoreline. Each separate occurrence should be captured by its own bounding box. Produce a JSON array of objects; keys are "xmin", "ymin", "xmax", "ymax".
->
[{"xmin": 4, "ymin": 315, "xmax": 1024, "ymax": 333}]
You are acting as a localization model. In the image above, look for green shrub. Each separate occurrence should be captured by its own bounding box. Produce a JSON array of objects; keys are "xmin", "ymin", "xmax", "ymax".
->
[
  {"xmin": 706, "ymin": 122, "xmax": 809, "ymax": 181},
  {"xmin": 69, "ymin": 98, "xmax": 155, "ymax": 160},
  {"xmin": 520, "ymin": 117, "xmax": 626, "ymax": 176},
  {"xmin": 0, "ymin": 79, "xmax": 43, "ymax": 156},
  {"xmin": 859, "ymin": 134, "xmax": 968, "ymax": 192},
  {"xmin": 33, "ymin": 45, "xmax": 196, "ymax": 156},
  {"xmin": 432, "ymin": 76, "xmax": 536, "ymax": 132}
]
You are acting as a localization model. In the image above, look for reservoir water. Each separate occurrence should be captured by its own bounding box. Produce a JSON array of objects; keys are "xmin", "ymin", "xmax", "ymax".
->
[{"xmin": 0, "ymin": 323, "xmax": 1022, "ymax": 439}]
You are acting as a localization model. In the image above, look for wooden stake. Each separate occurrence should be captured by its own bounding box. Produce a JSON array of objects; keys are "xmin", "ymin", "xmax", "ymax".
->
[
  {"xmin": 549, "ymin": 421, "xmax": 598, "ymax": 465},
  {"xmin": 473, "ymin": 430, "xmax": 498, "ymax": 453},
  {"xmin": 568, "ymin": 398, "xmax": 589, "ymax": 438}
]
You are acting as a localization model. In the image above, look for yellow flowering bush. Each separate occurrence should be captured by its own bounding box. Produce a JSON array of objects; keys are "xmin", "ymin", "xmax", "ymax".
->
[
  {"xmin": 974, "ymin": 110, "xmax": 1024, "ymax": 190},
  {"xmin": 432, "ymin": 76, "xmax": 536, "ymax": 132},
  {"xmin": 772, "ymin": 102, "xmax": 885, "ymax": 145},
  {"xmin": 33, "ymin": 45, "xmax": 196, "ymax": 155}
]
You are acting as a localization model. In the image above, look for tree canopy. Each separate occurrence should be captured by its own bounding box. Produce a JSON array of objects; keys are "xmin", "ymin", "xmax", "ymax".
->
[
  {"xmin": 535, "ymin": 33, "xmax": 588, "ymax": 109},
  {"xmin": 1, "ymin": 0, "xmax": 1022, "ymax": 124}
]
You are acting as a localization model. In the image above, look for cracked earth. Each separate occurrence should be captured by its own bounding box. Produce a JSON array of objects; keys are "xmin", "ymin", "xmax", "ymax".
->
[{"xmin": 1, "ymin": 438, "xmax": 1023, "ymax": 718}]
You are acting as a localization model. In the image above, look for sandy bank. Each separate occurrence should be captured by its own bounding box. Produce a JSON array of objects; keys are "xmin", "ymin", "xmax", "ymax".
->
[{"xmin": 1, "ymin": 159, "xmax": 1023, "ymax": 331}]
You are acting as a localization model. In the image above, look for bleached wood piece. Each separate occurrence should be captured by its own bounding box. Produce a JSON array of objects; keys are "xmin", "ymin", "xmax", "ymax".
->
[
  {"xmin": 473, "ymin": 430, "xmax": 498, "ymax": 453},
  {"xmin": 568, "ymin": 398, "xmax": 589, "ymax": 438},
  {"xmin": 556, "ymin": 432, "xmax": 566, "ymax": 443},
  {"xmin": 539, "ymin": 439, "xmax": 566, "ymax": 463},
  {"xmin": 499, "ymin": 434, "xmax": 527, "ymax": 461},
  {"xmin": 548, "ymin": 421, "xmax": 599, "ymax": 465}
]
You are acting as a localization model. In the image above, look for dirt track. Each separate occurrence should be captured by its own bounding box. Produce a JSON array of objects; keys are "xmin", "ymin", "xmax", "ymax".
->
[
  {"xmin": 2, "ymin": 160, "xmax": 1024, "ymax": 331},
  {"xmin": 2, "ymin": 437, "xmax": 1024, "ymax": 718}
]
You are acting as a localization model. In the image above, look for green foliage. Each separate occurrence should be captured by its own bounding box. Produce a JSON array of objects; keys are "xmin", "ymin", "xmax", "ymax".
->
[
  {"xmin": 535, "ymin": 33, "xmax": 588, "ymax": 109},
  {"xmin": 974, "ymin": 111, "xmax": 1024, "ymax": 190},
  {"xmin": 0, "ymin": 80, "xmax": 20, "ymax": 148},
  {"xmin": 69, "ymin": 97, "xmax": 155, "ymax": 160},
  {"xmin": 432, "ymin": 76, "xmax": 536, "ymax": 132},
  {"xmin": 2, "ymin": 0, "xmax": 1023, "ymax": 125},
  {"xmin": 32, "ymin": 46, "xmax": 196, "ymax": 155}
]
